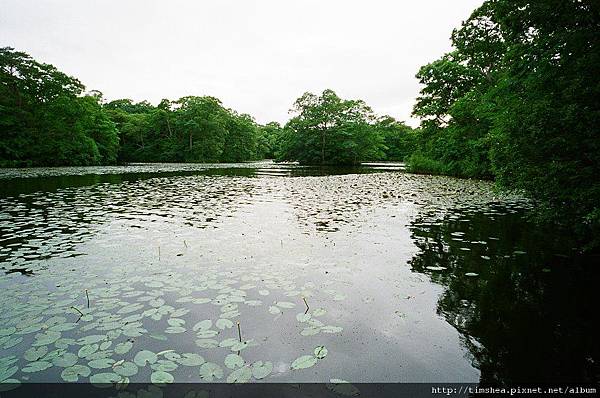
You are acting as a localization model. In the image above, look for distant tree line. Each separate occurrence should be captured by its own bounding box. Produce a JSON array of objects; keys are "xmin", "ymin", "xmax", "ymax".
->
[{"xmin": 0, "ymin": 47, "xmax": 415, "ymax": 167}]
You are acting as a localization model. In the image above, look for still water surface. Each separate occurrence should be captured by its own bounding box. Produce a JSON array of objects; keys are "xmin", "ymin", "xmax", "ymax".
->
[{"xmin": 0, "ymin": 161, "xmax": 597, "ymax": 389}]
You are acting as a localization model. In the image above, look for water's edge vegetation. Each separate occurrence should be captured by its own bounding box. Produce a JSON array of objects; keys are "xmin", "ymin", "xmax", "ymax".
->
[{"xmin": 1, "ymin": 0, "xmax": 598, "ymax": 250}]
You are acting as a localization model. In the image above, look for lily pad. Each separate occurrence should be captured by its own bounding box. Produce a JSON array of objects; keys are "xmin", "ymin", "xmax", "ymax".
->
[
  {"xmin": 32, "ymin": 331, "xmax": 61, "ymax": 346},
  {"xmin": 192, "ymin": 320, "xmax": 212, "ymax": 331},
  {"xmin": 296, "ymin": 313, "xmax": 311, "ymax": 322},
  {"xmin": 216, "ymin": 319, "xmax": 233, "ymax": 330},
  {"xmin": 226, "ymin": 366, "xmax": 252, "ymax": 383},
  {"xmin": 52, "ymin": 352, "xmax": 78, "ymax": 368},
  {"xmin": 114, "ymin": 341, "xmax": 133, "ymax": 355},
  {"xmin": 199, "ymin": 362, "xmax": 223, "ymax": 381},
  {"xmin": 195, "ymin": 339, "xmax": 219, "ymax": 348},
  {"xmin": 152, "ymin": 360, "xmax": 178, "ymax": 372},
  {"xmin": 151, "ymin": 370, "xmax": 174, "ymax": 385},
  {"xmin": 321, "ymin": 325, "xmax": 343, "ymax": 334},
  {"xmin": 134, "ymin": 350, "xmax": 158, "ymax": 367},
  {"xmin": 251, "ymin": 361, "xmax": 273, "ymax": 380},
  {"xmin": 22, "ymin": 361, "xmax": 52, "ymax": 373},
  {"xmin": 61, "ymin": 365, "xmax": 91, "ymax": 382},
  {"xmin": 314, "ymin": 346, "xmax": 328, "ymax": 359},
  {"xmin": 24, "ymin": 346, "xmax": 48, "ymax": 362},
  {"xmin": 78, "ymin": 344, "xmax": 99, "ymax": 358},
  {"xmin": 78, "ymin": 335, "xmax": 106, "ymax": 345},
  {"xmin": 230, "ymin": 340, "xmax": 255, "ymax": 352},
  {"xmin": 0, "ymin": 366, "xmax": 18, "ymax": 382},
  {"xmin": 176, "ymin": 353, "xmax": 205, "ymax": 367},
  {"xmin": 312, "ymin": 308, "xmax": 327, "ymax": 316},
  {"xmin": 113, "ymin": 361, "xmax": 138, "ymax": 377},
  {"xmin": 88, "ymin": 358, "xmax": 115, "ymax": 369},
  {"xmin": 224, "ymin": 354, "xmax": 244, "ymax": 370},
  {"xmin": 275, "ymin": 301, "xmax": 295, "ymax": 309},
  {"xmin": 195, "ymin": 330, "xmax": 218, "ymax": 338},
  {"xmin": 291, "ymin": 355, "xmax": 317, "ymax": 370},
  {"xmin": 268, "ymin": 306, "xmax": 281, "ymax": 315}
]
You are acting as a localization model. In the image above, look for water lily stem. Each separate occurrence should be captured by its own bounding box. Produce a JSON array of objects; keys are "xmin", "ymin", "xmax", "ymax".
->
[
  {"xmin": 184, "ymin": 240, "xmax": 188, "ymax": 248},
  {"xmin": 237, "ymin": 321, "xmax": 242, "ymax": 355},
  {"xmin": 85, "ymin": 289, "xmax": 90, "ymax": 308},
  {"xmin": 70, "ymin": 306, "xmax": 84, "ymax": 316},
  {"xmin": 158, "ymin": 246, "xmax": 161, "ymax": 261},
  {"xmin": 302, "ymin": 296, "xmax": 309, "ymax": 314}
]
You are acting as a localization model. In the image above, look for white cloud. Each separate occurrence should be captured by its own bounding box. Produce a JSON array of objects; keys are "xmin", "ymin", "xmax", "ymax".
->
[{"xmin": 0, "ymin": 0, "xmax": 483, "ymax": 127}]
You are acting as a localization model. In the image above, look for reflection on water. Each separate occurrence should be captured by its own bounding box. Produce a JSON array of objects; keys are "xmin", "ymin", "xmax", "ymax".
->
[
  {"xmin": 0, "ymin": 161, "xmax": 597, "ymax": 388},
  {"xmin": 410, "ymin": 205, "xmax": 600, "ymax": 383}
]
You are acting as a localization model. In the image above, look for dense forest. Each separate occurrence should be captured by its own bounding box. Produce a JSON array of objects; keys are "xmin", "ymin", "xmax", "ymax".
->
[
  {"xmin": 0, "ymin": 48, "xmax": 414, "ymax": 167},
  {"xmin": 409, "ymin": 0, "xmax": 599, "ymax": 248},
  {"xmin": 0, "ymin": 0, "xmax": 598, "ymax": 247}
]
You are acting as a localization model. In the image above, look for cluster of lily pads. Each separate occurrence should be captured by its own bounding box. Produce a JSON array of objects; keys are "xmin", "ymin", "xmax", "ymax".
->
[
  {"xmin": 1, "ymin": 166, "xmax": 533, "ymax": 393},
  {"xmin": 0, "ymin": 229, "xmax": 353, "ymax": 391}
]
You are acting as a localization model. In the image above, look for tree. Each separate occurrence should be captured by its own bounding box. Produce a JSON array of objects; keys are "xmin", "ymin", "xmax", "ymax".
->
[
  {"xmin": 279, "ymin": 89, "xmax": 385, "ymax": 165},
  {"xmin": 0, "ymin": 47, "xmax": 119, "ymax": 166}
]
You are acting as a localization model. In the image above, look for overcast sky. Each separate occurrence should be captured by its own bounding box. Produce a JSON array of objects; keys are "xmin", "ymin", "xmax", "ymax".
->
[{"xmin": 0, "ymin": 0, "xmax": 483, "ymax": 127}]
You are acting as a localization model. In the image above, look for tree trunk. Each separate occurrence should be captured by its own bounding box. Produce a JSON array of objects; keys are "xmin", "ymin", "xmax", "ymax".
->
[{"xmin": 321, "ymin": 131, "xmax": 325, "ymax": 165}]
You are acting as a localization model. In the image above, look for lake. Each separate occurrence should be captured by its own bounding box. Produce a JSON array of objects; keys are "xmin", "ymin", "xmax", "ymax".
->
[{"xmin": 0, "ymin": 161, "xmax": 597, "ymax": 392}]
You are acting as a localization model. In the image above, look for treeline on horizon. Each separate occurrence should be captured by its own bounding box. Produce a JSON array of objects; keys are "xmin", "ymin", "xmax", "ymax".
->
[
  {"xmin": 0, "ymin": 48, "xmax": 415, "ymax": 167},
  {"xmin": 0, "ymin": 0, "xmax": 598, "ymax": 248}
]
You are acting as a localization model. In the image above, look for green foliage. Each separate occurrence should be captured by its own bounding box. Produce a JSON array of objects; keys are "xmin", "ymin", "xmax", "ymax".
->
[
  {"xmin": 278, "ymin": 90, "xmax": 386, "ymax": 165},
  {"xmin": 0, "ymin": 47, "xmax": 119, "ymax": 166},
  {"xmin": 375, "ymin": 116, "xmax": 417, "ymax": 161},
  {"xmin": 410, "ymin": 0, "xmax": 600, "ymax": 248}
]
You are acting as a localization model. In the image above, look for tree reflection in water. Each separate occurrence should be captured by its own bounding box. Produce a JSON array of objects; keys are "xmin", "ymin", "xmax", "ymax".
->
[{"xmin": 409, "ymin": 204, "xmax": 599, "ymax": 383}]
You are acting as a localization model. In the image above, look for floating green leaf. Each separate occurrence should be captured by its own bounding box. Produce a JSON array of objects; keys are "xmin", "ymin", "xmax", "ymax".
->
[
  {"xmin": 150, "ymin": 370, "xmax": 174, "ymax": 385},
  {"xmin": 52, "ymin": 352, "xmax": 78, "ymax": 368},
  {"xmin": 199, "ymin": 362, "xmax": 223, "ymax": 381},
  {"xmin": 32, "ymin": 331, "xmax": 61, "ymax": 346},
  {"xmin": 0, "ymin": 366, "xmax": 18, "ymax": 382},
  {"xmin": 230, "ymin": 340, "xmax": 255, "ymax": 352},
  {"xmin": 61, "ymin": 365, "xmax": 91, "ymax": 382},
  {"xmin": 291, "ymin": 355, "xmax": 317, "ymax": 370},
  {"xmin": 314, "ymin": 346, "xmax": 328, "ymax": 359},
  {"xmin": 195, "ymin": 339, "xmax": 219, "ymax": 348},
  {"xmin": 24, "ymin": 346, "xmax": 48, "ymax": 362},
  {"xmin": 78, "ymin": 335, "xmax": 106, "ymax": 345},
  {"xmin": 134, "ymin": 350, "xmax": 157, "ymax": 367},
  {"xmin": 216, "ymin": 319, "xmax": 233, "ymax": 330},
  {"xmin": 312, "ymin": 308, "xmax": 326, "ymax": 317},
  {"xmin": 176, "ymin": 353, "xmax": 204, "ymax": 367},
  {"xmin": 275, "ymin": 301, "xmax": 295, "ymax": 309},
  {"xmin": 113, "ymin": 361, "xmax": 138, "ymax": 377},
  {"xmin": 226, "ymin": 366, "xmax": 252, "ymax": 383},
  {"xmin": 152, "ymin": 360, "xmax": 178, "ymax": 372},
  {"xmin": 224, "ymin": 354, "xmax": 244, "ymax": 370},
  {"xmin": 195, "ymin": 330, "xmax": 218, "ymax": 338},
  {"xmin": 88, "ymin": 358, "xmax": 115, "ymax": 369},
  {"xmin": 296, "ymin": 313, "xmax": 311, "ymax": 322},
  {"xmin": 268, "ymin": 306, "xmax": 281, "ymax": 315},
  {"xmin": 321, "ymin": 325, "xmax": 343, "ymax": 334},
  {"xmin": 114, "ymin": 341, "xmax": 133, "ymax": 355},
  {"xmin": 251, "ymin": 361, "xmax": 273, "ymax": 380},
  {"xmin": 192, "ymin": 320, "xmax": 212, "ymax": 332},
  {"xmin": 22, "ymin": 361, "xmax": 52, "ymax": 373},
  {"xmin": 78, "ymin": 344, "xmax": 99, "ymax": 358}
]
